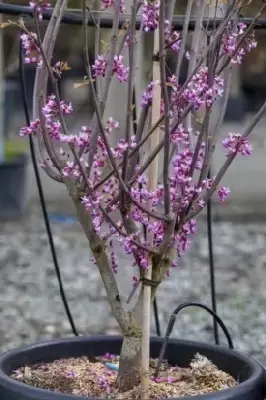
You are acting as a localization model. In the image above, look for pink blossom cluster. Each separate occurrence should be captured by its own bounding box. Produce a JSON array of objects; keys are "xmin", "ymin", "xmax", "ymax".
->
[
  {"xmin": 182, "ymin": 68, "xmax": 224, "ymax": 109},
  {"xmin": 141, "ymin": 0, "xmax": 160, "ymax": 32},
  {"xmin": 19, "ymin": 119, "xmax": 40, "ymax": 136},
  {"xmin": 91, "ymin": 55, "xmax": 107, "ymax": 77},
  {"xmin": 20, "ymin": 33, "xmax": 42, "ymax": 65},
  {"xmin": 222, "ymin": 22, "xmax": 257, "ymax": 64},
  {"xmin": 222, "ymin": 132, "xmax": 252, "ymax": 156},
  {"xmin": 19, "ymin": 80, "xmax": 252, "ymax": 277},
  {"xmin": 92, "ymin": 55, "xmax": 129, "ymax": 82},
  {"xmin": 165, "ymin": 20, "xmax": 181, "ymax": 52},
  {"xmin": 170, "ymin": 124, "xmax": 190, "ymax": 146},
  {"xmin": 100, "ymin": 0, "xmax": 125, "ymax": 13},
  {"xmin": 217, "ymin": 187, "xmax": 230, "ymax": 202},
  {"xmin": 141, "ymin": 80, "xmax": 160, "ymax": 107},
  {"xmin": 29, "ymin": 0, "xmax": 51, "ymax": 20},
  {"xmin": 103, "ymin": 353, "xmax": 117, "ymax": 361},
  {"xmin": 112, "ymin": 55, "xmax": 130, "ymax": 82},
  {"xmin": 42, "ymin": 94, "xmax": 73, "ymax": 120},
  {"xmin": 152, "ymin": 375, "xmax": 179, "ymax": 383},
  {"xmin": 166, "ymin": 69, "xmax": 224, "ymax": 112}
]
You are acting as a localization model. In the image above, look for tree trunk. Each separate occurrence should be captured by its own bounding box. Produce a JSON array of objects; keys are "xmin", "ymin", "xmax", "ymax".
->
[{"xmin": 116, "ymin": 334, "xmax": 142, "ymax": 392}]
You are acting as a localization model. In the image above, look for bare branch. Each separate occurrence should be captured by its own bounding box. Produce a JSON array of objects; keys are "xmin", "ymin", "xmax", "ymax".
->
[
  {"xmin": 122, "ymin": 0, "xmax": 138, "ymax": 183},
  {"xmin": 176, "ymin": 0, "xmax": 194, "ymax": 80},
  {"xmin": 166, "ymin": 0, "xmax": 177, "ymax": 24},
  {"xmin": 205, "ymin": 63, "xmax": 233, "ymax": 168},
  {"xmin": 86, "ymin": 0, "xmax": 120, "ymax": 178},
  {"xmin": 159, "ymin": 0, "xmax": 170, "ymax": 215},
  {"xmin": 217, "ymin": 1, "xmax": 266, "ymax": 75},
  {"xmin": 186, "ymin": 99, "xmax": 266, "ymax": 222},
  {"xmin": 128, "ymin": 106, "xmax": 149, "ymax": 179},
  {"xmin": 73, "ymin": 198, "xmax": 131, "ymax": 332},
  {"xmin": 32, "ymin": 0, "xmax": 68, "ymax": 181},
  {"xmin": 102, "ymin": 0, "xmax": 120, "ymax": 105},
  {"xmin": 120, "ymin": 0, "xmax": 138, "ymax": 220}
]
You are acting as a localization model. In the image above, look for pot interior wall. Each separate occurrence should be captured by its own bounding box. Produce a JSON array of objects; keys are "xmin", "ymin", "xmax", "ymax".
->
[{"xmin": 1, "ymin": 337, "xmax": 253, "ymax": 383}]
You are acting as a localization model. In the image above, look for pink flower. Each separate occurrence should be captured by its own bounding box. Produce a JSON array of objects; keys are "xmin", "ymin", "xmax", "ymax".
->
[
  {"xmin": 92, "ymin": 55, "xmax": 128, "ymax": 82},
  {"xmin": 165, "ymin": 20, "xmax": 181, "ymax": 52},
  {"xmin": 217, "ymin": 187, "xmax": 230, "ymax": 202},
  {"xmin": 21, "ymin": 32, "xmax": 41, "ymax": 64},
  {"xmin": 113, "ymin": 55, "xmax": 129, "ymax": 82},
  {"xmin": 19, "ymin": 119, "xmax": 40, "ymax": 136},
  {"xmin": 132, "ymin": 276, "xmax": 139, "ymax": 286},
  {"xmin": 170, "ymin": 124, "xmax": 189, "ymax": 145},
  {"xmin": 29, "ymin": 1, "xmax": 51, "ymax": 20},
  {"xmin": 222, "ymin": 133, "xmax": 252, "ymax": 156},
  {"xmin": 92, "ymin": 55, "xmax": 108, "ymax": 77},
  {"xmin": 221, "ymin": 23, "xmax": 257, "ymax": 64},
  {"xmin": 100, "ymin": 0, "xmax": 125, "ymax": 13},
  {"xmin": 141, "ymin": 81, "xmax": 160, "ymax": 107},
  {"xmin": 141, "ymin": 0, "xmax": 160, "ymax": 32}
]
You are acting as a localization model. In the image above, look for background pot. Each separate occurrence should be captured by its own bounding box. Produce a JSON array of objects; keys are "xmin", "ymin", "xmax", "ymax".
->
[
  {"xmin": 0, "ymin": 336, "xmax": 265, "ymax": 400},
  {"xmin": 0, "ymin": 152, "xmax": 29, "ymax": 220}
]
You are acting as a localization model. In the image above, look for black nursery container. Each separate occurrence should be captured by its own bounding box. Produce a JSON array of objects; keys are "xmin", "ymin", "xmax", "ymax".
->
[
  {"xmin": 0, "ymin": 336, "xmax": 265, "ymax": 400},
  {"xmin": 0, "ymin": 154, "xmax": 29, "ymax": 220}
]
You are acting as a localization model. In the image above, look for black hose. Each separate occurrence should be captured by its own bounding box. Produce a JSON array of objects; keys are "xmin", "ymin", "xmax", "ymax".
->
[
  {"xmin": 19, "ymin": 39, "xmax": 79, "ymax": 337},
  {"xmin": 207, "ymin": 170, "xmax": 219, "ymax": 345},
  {"xmin": 155, "ymin": 301, "xmax": 234, "ymax": 377}
]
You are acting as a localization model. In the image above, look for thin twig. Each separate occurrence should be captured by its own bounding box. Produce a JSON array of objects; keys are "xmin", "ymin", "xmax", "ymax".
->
[
  {"xmin": 120, "ymin": 0, "xmax": 138, "ymax": 215},
  {"xmin": 217, "ymin": 1, "xmax": 266, "ymax": 75},
  {"xmin": 94, "ymin": 8, "xmax": 238, "ymax": 189},
  {"xmin": 86, "ymin": 0, "xmax": 120, "ymax": 178},
  {"xmin": 31, "ymin": 0, "xmax": 68, "ymax": 180},
  {"xmin": 102, "ymin": 0, "xmax": 120, "ymax": 105},
  {"xmin": 159, "ymin": 0, "xmax": 170, "ymax": 215},
  {"xmin": 70, "ymin": 145, "xmax": 158, "ymax": 255},
  {"xmin": 186, "ymin": 99, "xmax": 266, "ymax": 222},
  {"xmin": 176, "ymin": 0, "xmax": 194, "ymax": 80}
]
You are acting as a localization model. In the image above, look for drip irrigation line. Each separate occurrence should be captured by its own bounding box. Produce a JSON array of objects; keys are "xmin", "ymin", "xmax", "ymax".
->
[
  {"xmin": 155, "ymin": 302, "xmax": 234, "ymax": 377},
  {"xmin": 207, "ymin": 169, "xmax": 219, "ymax": 345},
  {"xmin": 206, "ymin": 32, "xmax": 219, "ymax": 346},
  {"xmin": 1, "ymin": 4, "xmax": 266, "ymax": 29},
  {"xmin": 19, "ymin": 38, "xmax": 79, "ymax": 337}
]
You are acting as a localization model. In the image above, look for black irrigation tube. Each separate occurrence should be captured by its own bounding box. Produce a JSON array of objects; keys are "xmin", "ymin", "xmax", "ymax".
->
[
  {"xmin": 2, "ymin": 3, "xmax": 266, "ymax": 29},
  {"xmin": 18, "ymin": 38, "xmax": 79, "ymax": 337},
  {"xmin": 155, "ymin": 302, "xmax": 234, "ymax": 377}
]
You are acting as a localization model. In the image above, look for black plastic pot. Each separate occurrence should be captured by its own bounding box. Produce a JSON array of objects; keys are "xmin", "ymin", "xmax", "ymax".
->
[
  {"xmin": 0, "ymin": 336, "xmax": 265, "ymax": 400},
  {"xmin": 0, "ymin": 154, "xmax": 29, "ymax": 220}
]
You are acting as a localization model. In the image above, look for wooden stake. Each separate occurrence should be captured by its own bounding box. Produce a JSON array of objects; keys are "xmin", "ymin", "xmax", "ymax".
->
[{"xmin": 141, "ymin": 27, "xmax": 161, "ymax": 400}]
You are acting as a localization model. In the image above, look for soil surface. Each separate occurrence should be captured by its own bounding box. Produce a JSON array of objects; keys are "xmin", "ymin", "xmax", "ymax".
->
[{"xmin": 12, "ymin": 353, "xmax": 236, "ymax": 399}]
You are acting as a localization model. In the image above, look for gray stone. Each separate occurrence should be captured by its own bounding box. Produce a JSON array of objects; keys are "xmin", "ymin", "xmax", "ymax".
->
[{"xmin": 1, "ymin": 206, "xmax": 266, "ymax": 367}]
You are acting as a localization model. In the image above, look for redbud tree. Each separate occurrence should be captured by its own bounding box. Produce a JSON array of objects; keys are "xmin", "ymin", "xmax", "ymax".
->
[{"xmin": 16, "ymin": 0, "xmax": 266, "ymax": 395}]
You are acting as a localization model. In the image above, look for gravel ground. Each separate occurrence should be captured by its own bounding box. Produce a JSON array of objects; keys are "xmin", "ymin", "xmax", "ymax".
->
[{"xmin": 1, "ymin": 205, "xmax": 266, "ymax": 366}]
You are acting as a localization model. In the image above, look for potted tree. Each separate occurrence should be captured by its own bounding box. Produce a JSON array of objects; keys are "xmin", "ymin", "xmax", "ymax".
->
[{"xmin": 0, "ymin": 0, "xmax": 266, "ymax": 399}]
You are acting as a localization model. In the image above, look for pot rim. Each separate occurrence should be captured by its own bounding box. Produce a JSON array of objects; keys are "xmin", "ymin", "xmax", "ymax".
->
[{"xmin": 0, "ymin": 335, "xmax": 264, "ymax": 400}]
